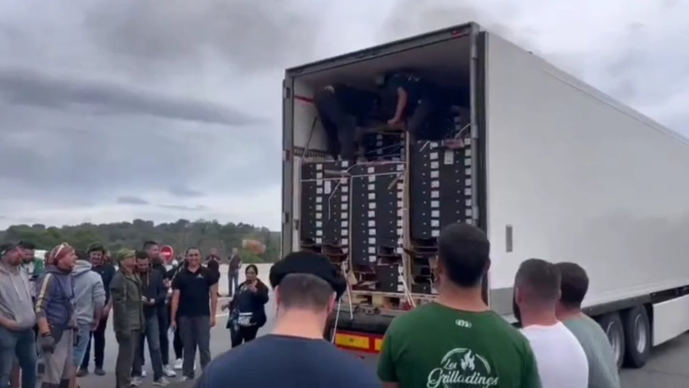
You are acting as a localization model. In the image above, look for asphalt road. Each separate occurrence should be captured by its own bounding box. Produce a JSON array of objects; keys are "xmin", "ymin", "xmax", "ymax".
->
[{"xmin": 74, "ymin": 265, "xmax": 689, "ymax": 388}]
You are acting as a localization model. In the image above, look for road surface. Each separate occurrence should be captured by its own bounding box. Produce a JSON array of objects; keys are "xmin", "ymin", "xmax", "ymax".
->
[{"xmin": 75, "ymin": 264, "xmax": 689, "ymax": 387}]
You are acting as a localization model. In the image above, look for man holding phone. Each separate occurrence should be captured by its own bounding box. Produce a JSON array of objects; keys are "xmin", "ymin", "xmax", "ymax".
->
[{"xmin": 132, "ymin": 251, "xmax": 169, "ymax": 386}]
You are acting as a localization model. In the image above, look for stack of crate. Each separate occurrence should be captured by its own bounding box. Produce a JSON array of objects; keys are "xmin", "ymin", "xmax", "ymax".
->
[
  {"xmin": 300, "ymin": 111, "xmax": 473, "ymax": 297},
  {"xmin": 350, "ymin": 162, "xmax": 405, "ymax": 291},
  {"xmin": 408, "ymin": 112, "xmax": 473, "ymax": 294},
  {"xmin": 299, "ymin": 160, "xmax": 351, "ymax": 256},
  {"xmin": 362, "ymin": 131, "xmax": 405, "ymax": 161}
]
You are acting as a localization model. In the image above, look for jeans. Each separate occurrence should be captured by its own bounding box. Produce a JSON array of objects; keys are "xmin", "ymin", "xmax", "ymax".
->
[
  {"xmin": 132, "ymin": 316, "xmax": 164, "ymax": 381},
  {"xmin": 81, "ymin": 315, "xmax": 107, "ymax": 370},
  {"xmin": 178, "ymin": 316, "xmax": 210, "ymax": 378},
  {"xmin": 173, "ymin": 326, "xmax": 183, "ymax": 359},
  {"xmin": 228, "ymin": 272, "xmax": 239, "ymax": 297},
  {"xmin": 0, "ymin": 327, "xmax": 36, "ymax": 388},
  {"xmin": 115, "ymin": 330, "xmax": 139, "ymax": 388},
  {"xmin": 157, "ymin": 305, "xmax": 169, "ymax": 366},
  {"xmin": 72, "ymin": 324, "xmax": 91, "ymax": 367}
]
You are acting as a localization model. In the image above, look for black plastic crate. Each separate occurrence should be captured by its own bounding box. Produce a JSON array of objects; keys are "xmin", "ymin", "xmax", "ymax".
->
[
  {"xmin": 409, "ymin": 138, "xmax": 474, "ymax": 241},
  {"xmin": 349, "ymin": 162, "xmax": 405, "ymax": 268},
  {"xmin": 300, "ymin": 160, "xmax": 352, "ymax": 249}
]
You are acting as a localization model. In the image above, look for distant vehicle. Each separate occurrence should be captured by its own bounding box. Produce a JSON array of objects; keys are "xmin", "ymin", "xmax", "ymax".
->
[
  {"xmin": 282, "ymin": 22, "xmax": 689, "ymax": 368},
  {"xmin": 242, "ymin": 239, "xmax": 266, "ymax": 255}
]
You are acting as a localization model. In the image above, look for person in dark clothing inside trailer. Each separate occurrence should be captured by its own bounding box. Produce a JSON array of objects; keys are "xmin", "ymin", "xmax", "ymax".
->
[
  {"xmin": 314, "ymin": 83, "xmax": 380, "ymax": 162},
  {"xmin": 225, "ymin": 264, "xmax": 269, "ymax": 347},
  {"xmin": 381, "ymin": 71, "xmax": 454, "ymax": 141},
  {"xmin": 196, "ymin": 251, "xmax": 379, "ymax": 388}
]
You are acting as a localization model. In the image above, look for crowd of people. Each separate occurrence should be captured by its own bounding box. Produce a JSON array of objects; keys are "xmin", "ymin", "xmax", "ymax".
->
[
  {"xmin": 1, "ymin": 222, "xmax": 621, "ymax": 388},
  {"xmin": 0, "ymin": 239, "xmax": 271, "ymax": 388},
  {"xmin": 197, "ymin": 223, "xmax": 621, "ymax": 388}
]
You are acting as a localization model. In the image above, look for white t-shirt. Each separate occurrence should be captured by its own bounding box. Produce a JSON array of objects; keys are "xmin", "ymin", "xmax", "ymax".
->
[{"xmin": 521, "ymin": 322, "xmax": 589, "ymax": 388}]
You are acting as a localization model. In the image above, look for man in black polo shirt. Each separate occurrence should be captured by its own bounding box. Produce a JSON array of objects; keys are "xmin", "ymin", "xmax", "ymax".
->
[{"xmin": 170, "ymin": 248, "xmax": 218, "ymax": 381}]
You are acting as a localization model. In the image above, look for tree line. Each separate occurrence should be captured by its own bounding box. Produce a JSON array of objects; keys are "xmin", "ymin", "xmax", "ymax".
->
[{"xmin": 0, "ymin": 219, "xmax": 281, "ymax": 263}]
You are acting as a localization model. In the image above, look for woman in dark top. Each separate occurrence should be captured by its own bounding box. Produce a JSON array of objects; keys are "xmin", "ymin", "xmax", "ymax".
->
[{"xmin": 225, "ymin": 264, "xmax": 269, "ymax": 347}]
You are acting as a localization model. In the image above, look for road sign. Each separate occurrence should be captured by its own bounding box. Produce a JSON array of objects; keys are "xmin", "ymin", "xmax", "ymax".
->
[{"xmin": 160, "ymin": 245, "xmax": 174, "ymax": 264}]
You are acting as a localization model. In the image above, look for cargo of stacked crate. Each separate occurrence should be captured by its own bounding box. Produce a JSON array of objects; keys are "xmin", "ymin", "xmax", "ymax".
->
[
  {"xmin": 407, "ymin": 111, "xmax": 473, "ymax": 294},
  {"xmin": 350, "ymin": 161, "xmax": 406, "ymax": 291},
  {"xmin": 299, "ymin": 160, "xmax": 352, "ymax": 254}
]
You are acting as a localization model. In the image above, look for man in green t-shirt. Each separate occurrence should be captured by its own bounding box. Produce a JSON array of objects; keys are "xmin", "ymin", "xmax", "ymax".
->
[
  {"xmin": 377, "ymin": 223, "xmax": 541, "ymax": 388},
  {"xmin": 555, "ymin": 262, "xmax": 620, "ymax": 388}
]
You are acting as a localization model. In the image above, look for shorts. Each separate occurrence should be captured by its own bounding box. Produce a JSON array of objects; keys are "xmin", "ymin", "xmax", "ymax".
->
[{"xmin": 43, "ymin": 329, "xmax": 74, "ymax": 384}]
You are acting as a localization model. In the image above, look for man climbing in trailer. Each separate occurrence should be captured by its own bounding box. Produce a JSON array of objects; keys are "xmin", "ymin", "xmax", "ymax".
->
[
  {"xmin": 381, "ymin": 71, "xmax": 456, "ymax": 141},
  {"xmin": 313, "ymin": 83, "xmax": 380, "ymax": 162}
]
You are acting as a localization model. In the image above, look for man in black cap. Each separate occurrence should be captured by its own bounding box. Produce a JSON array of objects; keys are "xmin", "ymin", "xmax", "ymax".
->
[{"xmin": 196, "ymin": 251, "xmax": 378, "ymax": 388}]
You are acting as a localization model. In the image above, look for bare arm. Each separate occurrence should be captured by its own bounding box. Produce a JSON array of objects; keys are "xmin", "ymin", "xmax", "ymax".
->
[
  {"xmin": 389, "ymin": 87, "xmax": 407, "ymax": 124},
  {"xmin": 35, "ymin": 274, "xmax": 53, "ymax": 335},
  {"xmin": 209, "ymin": 283, "xmax": 218, "ymax": 327},
  {"xmin": 0, "ymin": 316, "xmax": 19, "ymax": 330},
  {"xmin": 101, "ymin": 299, "xmax": 112, "ymax": 319},
  {"xmin": 170, "ymin": 290, "xmax": 180, "ymax": 328}
]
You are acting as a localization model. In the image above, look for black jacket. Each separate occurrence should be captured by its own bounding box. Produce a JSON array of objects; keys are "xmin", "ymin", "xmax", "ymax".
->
[
  {"xmin": 138, "ymin": 269, "xmax": 166, "ymax": 318},
  {"xmin": 229, "ymin": 279, "xmax": 269, "ymax": 328},
  {"xmin": 93, "ymin": 263, "xmax": 116, "ymax": 304}
]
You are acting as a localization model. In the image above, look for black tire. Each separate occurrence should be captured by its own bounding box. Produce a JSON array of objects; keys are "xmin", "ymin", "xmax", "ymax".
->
[
  {"xmin": 598, "ymin": 313, "xmax": 625, "ymax": 369},
  {"xmin": 622, "ymin": 305, "xmax": 651, "ymax": 368}
]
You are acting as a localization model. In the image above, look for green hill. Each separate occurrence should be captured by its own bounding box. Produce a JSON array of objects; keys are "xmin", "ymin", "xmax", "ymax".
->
[{"xmin": 0, "ymin": 219, "xmax": 281, "ymax": 263}]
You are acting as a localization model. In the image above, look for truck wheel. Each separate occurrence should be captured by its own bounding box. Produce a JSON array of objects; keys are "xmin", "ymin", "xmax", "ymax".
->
[
  {"xmin": 623, "ymin": 305, "xmax": 651, "ymax": 368},
  {"xmin": 598, "ymin": 312, "xmax": 625, "ymax": 369}
]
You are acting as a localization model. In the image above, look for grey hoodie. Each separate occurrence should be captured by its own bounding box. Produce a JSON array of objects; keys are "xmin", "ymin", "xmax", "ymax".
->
[
  {"xmin": 72, "ymin": 260, "xmax": 106, "ymax": 327},
  {"xmin": 0, "ymin": 262, "xmax": 36, "ymax": 330}
]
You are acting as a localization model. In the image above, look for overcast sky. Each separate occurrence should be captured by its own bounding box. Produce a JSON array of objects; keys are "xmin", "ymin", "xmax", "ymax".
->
[{"xmin": 1, "ymin": 0, "xmax": 688, "ymax": 230}]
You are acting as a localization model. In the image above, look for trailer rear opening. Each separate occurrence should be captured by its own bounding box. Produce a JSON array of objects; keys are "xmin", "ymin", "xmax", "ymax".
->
[
  {"xmin": 285, "ymin": 26, "xmax": 478, "ymax": 336},
  {"xmin": 283, "ymin": 23, "xmax": 689, "ymax": 368}
]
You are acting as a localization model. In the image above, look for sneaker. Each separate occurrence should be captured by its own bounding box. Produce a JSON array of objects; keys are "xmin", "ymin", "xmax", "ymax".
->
[
  {"xmin": 141, "ymin": 370, "xmax": 147, "ymax": 378},
  {"xmin": 76, "ymin": 368, "xmax": 89, "ymax": 377},
  {"xmin": 94, "ymin": 368, "xmax": 106, "ymax": 376},
  {"xmin": 130, "ymin": 377, "xmax": 142, "ymax": 387},
  {"xmin": 173, "ymin": 359, "xmax": 183, "ymax": 370},
  {"xmin": 163, "ymin": 365, "xmax": 176, "ymax": 378},
  {"xmin": 180, "ymin": 376, "xmax": 194, "ymax": 382},
  {"xmin": 152, "ymin": 377, "xmax": 170, "ymax": 387}
]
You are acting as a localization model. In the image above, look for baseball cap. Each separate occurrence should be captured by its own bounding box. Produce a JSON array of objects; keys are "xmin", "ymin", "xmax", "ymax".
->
[
  {"xmin": 0, "ymin": 243, "xmax": 18, "ymax": 257},
  {"xmin": 269, "ymin": 251, "xmax": 347, "ymax": 299}
]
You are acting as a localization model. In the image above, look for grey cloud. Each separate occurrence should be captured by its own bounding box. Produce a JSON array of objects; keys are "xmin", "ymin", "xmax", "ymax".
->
[
  {"xmin": 158, "ymin": 204, "xmax": 207, "ymax": 212},
  {"xmin": 0, "ymin": 67, "xmax": 260, "ymax": 126},
  {"xmin": 379, "ymin": 1, "xmax": 519, "ymax": 42},
  {"xmin": 169, "ymin": 186, "xmax": 204, "ymax": 198},
  {"xmin": 0, "ymin": 110, "xmax": 279, "ymax": 205},
  {"xmin": 84, "ymin": 0, "xmax": 323, "ymax": 72},
  {"xmin": 117, "ymin": 196, "xmax": 150, "ymax": 205},
  {"xmin": 379, "ymin": 1, "xmax": 480, "ymax": 39}
]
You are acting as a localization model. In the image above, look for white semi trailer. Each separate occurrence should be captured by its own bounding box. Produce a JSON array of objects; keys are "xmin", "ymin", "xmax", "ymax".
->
[{"xmin": 281, "ymin": 22, "xmax": 689, "ymax": 367}]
